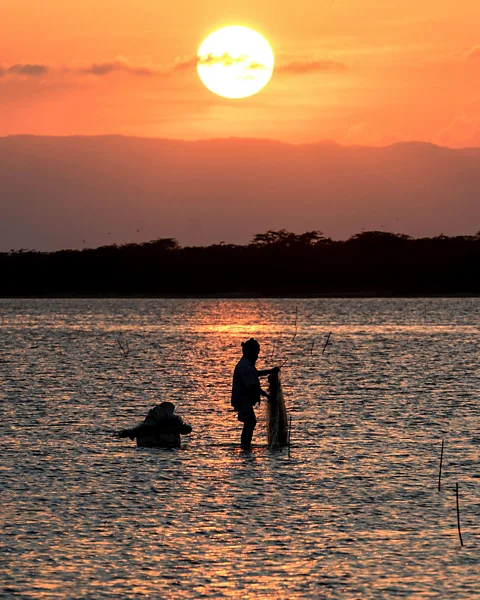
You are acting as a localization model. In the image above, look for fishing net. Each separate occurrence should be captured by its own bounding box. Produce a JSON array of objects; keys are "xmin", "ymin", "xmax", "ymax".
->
[{"xmin": 267, "ymin": 371, "xmax": 288, "ymax": 447}]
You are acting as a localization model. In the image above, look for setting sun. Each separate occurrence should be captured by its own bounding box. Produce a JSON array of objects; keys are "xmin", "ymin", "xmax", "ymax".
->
[{"xmin": 197, "ymin": 26, "xmax": 275, "ymax": 99}]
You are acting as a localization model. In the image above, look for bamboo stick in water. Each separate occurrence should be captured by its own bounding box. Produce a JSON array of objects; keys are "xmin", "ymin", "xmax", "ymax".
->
[
  {"xmin": 456, "ymin": 483, "xmax": 464, "ymax": 547},
  {"xmin": 288, "ymin": 414, "xmax": 292, "ymax": 458},
  {"xmin": 438, "ymin": 439, "xmax": 444, "ymax": 492}
]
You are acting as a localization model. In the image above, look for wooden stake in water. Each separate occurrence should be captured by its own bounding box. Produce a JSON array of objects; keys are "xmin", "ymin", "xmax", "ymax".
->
[
  {"xmin": 322, "ymin": 331, "xmax": 332, "ymax": 355},
  {"xmin": 456, "ymin": 483, "xmax": 464, "ymax": 547},
  {"xmin": 288, "ymin": 414, "xmax": 292, "ymax": 458},
  {"xmin": 438, "ymin": 439, "xmax": 444, "ymax": 492}
]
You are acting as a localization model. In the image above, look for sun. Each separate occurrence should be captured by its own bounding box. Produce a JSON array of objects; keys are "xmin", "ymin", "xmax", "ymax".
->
[{"xmin": 197, "ymin": 26, "xmax": 274, "ymax": 99}]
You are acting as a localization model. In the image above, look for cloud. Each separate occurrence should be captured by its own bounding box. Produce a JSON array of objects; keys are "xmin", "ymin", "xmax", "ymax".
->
[
  {"xmin": 81, "ymin": 57, "xmax": 155, "ymax": 76},
  {"xmin": 199, "ymin": 52, "xmax": 241, "ymax": 67},
  {"xmin": 6, "ymin": 64, "xmax": 49, "ymax": 76},
  {"xmin": 79, "ymin": 54, "xmax": 241, "ymax": 77},
  {"xmin": 177, "ymin": 54, "xmax": 346, "ymax": 75},
  {"xmin": 464, "ymin": 45, "xmax": 480, "ymax": 61},
  {"xmin": 246, "ymin": 60, "xmax": 270, "ymax": 71},
  {"xmin": 436, "ymin": 115, "xmax": 480, "ymax": 147},
  {"xmin": 170, "ymin": 55, "xmax": 198, "ymax": 72},
  {"xmin": 0, "ymin": 55, "xmax": 347, "ymax": 82},
  {"xmin": 0, "ymin": 58, "xmax": 157, "ymax": 82},
  {"xmin": 198, "ymin": 53, "xmax": 270, "ymax": 70},
  {"xmin": 160, "ymin": 53, "xmax": 272, "ymax": 76},
  {"xmin": 345, "ymin": 122, "xmax": 403, "ymax": 146},
  {"xmin": 276, "ymin": 59, "xmax": 347, "ymax": 74}
]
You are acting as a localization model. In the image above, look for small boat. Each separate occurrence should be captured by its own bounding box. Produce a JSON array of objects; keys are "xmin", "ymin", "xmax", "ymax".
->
[{"xmin": 117, "ymin": 402, "xmax": 192, "ymax": 448}]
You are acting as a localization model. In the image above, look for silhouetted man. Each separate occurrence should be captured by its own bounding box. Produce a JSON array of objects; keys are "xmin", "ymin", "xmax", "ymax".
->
[
  {"xmin": 118, "ymin": 401, "xmax": 192, "ymax": 448},
  {"xmin": 231, "ymin": 338, "xmax": 278, "ymax": 451}
]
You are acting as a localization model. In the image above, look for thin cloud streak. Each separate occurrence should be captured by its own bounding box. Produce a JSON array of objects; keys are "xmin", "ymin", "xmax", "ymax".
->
[
  {"xmin": 0, "ymin": 64, "xmax": 49, "ymax": 77},
  {"xmin": 198, "ymin": 53, "xmax": 269, "ymax": 69},
  {"xmin": 0, "ymin": 56, "xmax": 348, "ymax": 81},
  {"xmin": 170, "ymin": 53, "xmax": 270, "ymax": 72},
  {"xmin": 170, "ymin": 55, "xmax": 198, "ymax": 72},
  {"xmin": 81, "ymin": 58, "xmax": 155, "ymax": 76},
  {"xmin": 195, "ymin": 55, "xmax": 347, "ymax": 74},
  {"xmin": 276, "ymin": 60, "xmax": 348, "ymax": 74}
]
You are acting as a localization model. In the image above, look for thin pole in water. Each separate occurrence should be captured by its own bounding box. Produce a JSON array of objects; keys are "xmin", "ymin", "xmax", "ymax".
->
[
  {"xmin": 288, "ymin": 414, "xmax": 292, "ymax": 458},
  {"xmin": 456, "ymin": 483, "xmax": 464, "ymax": 547},
  {"xmin": 438, "ymin": 438, "xmax": 444, "ymax": 492},
  {"xmin": 322, "ymin": 331, "xmax": 332, "ymax": 355},
  {"xmin": 292, "ymin": 306, "xmax": 298, "ymax": 341}
]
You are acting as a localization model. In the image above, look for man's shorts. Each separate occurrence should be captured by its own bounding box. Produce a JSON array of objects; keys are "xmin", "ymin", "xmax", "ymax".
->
[{"xmin": 236, "ymin": 403, "xmax": 257, "ymax": 424}]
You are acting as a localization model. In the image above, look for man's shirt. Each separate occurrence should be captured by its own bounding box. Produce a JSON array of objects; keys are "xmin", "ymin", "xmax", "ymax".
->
[{"xmin": 231, "ymin": 356, "xmax": 259, "ymax": 410}]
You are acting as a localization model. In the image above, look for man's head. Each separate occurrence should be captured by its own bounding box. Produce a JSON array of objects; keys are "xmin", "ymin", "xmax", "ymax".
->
[{"xmin": 241, "ymin": 338, "xmax": 260, "ymax": 363}]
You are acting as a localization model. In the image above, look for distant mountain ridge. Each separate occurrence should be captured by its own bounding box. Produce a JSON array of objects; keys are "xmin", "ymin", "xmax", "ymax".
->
[{"xmin": 1, "ymin": 135, "xmax": 479, "ymax": 251}]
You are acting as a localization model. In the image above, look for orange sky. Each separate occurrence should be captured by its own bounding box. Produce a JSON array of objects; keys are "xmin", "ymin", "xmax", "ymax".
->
[{"xmin": 2, "ymin": 0, "xmax": 480, "ymax": 146}]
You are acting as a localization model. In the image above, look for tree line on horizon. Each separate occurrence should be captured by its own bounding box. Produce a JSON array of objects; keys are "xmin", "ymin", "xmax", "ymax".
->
[{"xmin": 1, "ymin": 230, "xmax": 479, "ymax": 296}]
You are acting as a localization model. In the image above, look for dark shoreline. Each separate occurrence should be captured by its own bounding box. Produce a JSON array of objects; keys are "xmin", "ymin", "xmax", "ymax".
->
[{"xmin": 2, "ymin": 231, "xmax": 479, "ymax": 298}]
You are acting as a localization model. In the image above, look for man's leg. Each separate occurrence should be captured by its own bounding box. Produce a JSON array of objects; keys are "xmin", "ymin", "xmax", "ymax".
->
[{"xmin": 241, "ymin": 415, "xmax": 257, "ymax": 450}]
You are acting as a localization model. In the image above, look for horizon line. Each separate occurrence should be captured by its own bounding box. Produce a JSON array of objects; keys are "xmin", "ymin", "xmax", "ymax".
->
[
  {"xmin": 2, "ymin": 133, "xmax": 480, "ymax": 152},
  {"xmin": 5, "ymin": 230, "xmax": 480, "ymax": 255}
]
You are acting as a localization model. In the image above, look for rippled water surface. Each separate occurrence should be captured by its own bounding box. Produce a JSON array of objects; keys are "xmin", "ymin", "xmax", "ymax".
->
[{"xmin": 1, "ymin": 298, "xmax": 479, "ymax": 598}]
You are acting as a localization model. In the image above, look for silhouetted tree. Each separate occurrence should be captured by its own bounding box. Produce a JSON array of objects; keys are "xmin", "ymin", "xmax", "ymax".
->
[
  {"xmin": 0, "ymin": 231, "xmax": 478, "ymax": 296},
  {"xmin": 251, "ymin": 229, "xmax": 325, "ymax": 247}
]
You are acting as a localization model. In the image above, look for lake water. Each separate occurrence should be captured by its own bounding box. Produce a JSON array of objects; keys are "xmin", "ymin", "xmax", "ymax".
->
[{"xmin": 1, "ymin": 298, "xmax": 479, "ymax": 599}]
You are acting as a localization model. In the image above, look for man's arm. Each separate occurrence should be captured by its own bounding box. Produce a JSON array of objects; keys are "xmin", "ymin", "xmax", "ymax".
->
[
  {"xmin": 247, "ymin": 383, "xmax": 271, "ymax": 405},
  {"xmin": 247, "ymin": 383, "xmax": 262, "ymax": 406},
  {"xmin": 257, "ymin": 366, "xmax": 280, "ymax": 377}
]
